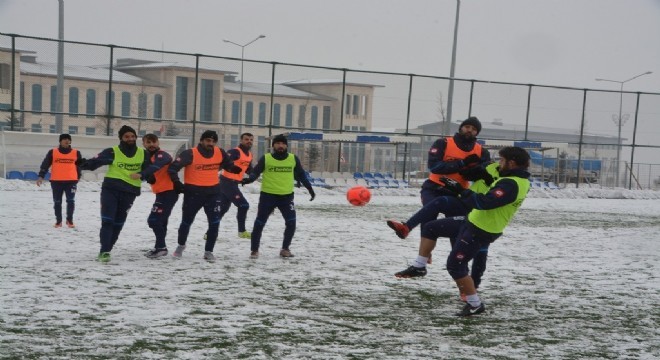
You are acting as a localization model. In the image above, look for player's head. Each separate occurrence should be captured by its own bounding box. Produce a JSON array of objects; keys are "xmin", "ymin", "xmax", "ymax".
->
[{"xmin": 498, "ymin": 146, "xmax": 530, "ymax": 170}]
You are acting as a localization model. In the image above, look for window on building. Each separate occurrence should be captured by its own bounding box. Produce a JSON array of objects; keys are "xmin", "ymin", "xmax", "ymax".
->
[
  {"xmin": 139, "ymin": 129, "xmax": 146, "ymax": 136},
  {"xmin": 50, "ymin": 85, "xmax": 58, "ymax": 112},
  {"xmin": 0, "ymin": 63, "xmax": 10, "ymax": 90},
  {"xmin": 273, "ymin": 103, "xmax": 281, "ymax": 126},
  {"xmin": 360, "ymin": 95, "xmax": 367, "ymax": 116},
  {"xmin": 154, "ymin": 94, "xmax": 162, "ymax": 119},
  {"xmin": 175, "ymin": 76, "xmax": 188, "ymax": 120},
  {"xmin": 231, "ymin": 100, "xmax": 239, "ymax": 123},
  {"xmin": 285, "ymin": 104, "xmax": 293, "ymax": 127},
  {"xmin": 231, "ymin": 134, "xmax": 239, "ymax": 148},
  {"xmin": 200, "ymin": 79, "xmax": 213, "ymax": 122},
  {"xmin": 344, "ymin": 94, "xmax": 351, "ymax": 115},
  {"xmin": 258, "ymin": 102, "xmax": 267, "ymax": 125},
  {"xmin": 352, "ymin": 95, "xmax": 359, "ymax": 115},
  {"xmin": 31, "ymin": 123, "xmax": 42, "ymax": 133},
  {"xmin": 310, "ymin": 106, "xmax": 318, "ymax": 129},
  {"xmin": 68, "ymin": 125, "xmax": 78, "ymax": 135},
  {"xmin": 105, "ymin": 90, "xmax": 115, "ymax": 116},
  {"xmin": 121, "ymin": 91, "xmax": 131, "ymax": 117},
  {"xmin": 221, "ymin": 100, "xmax": 226, "ymax": 122},
  {"xmin": 298, "ymin": 105, "xmax": 306, "ymax": 129},
  {"xmin": 86, "ymin": 89, "xmax": 96, "ymax": 118},
  {"xmin": 245, "ymin": 101, "xmax": 254, "ymax": 125},
  {"xmin": 31, "ymin": 84, "xmax": 42, "ymax": 113},
  {"xmin": 86, "ymin": 127, "xmax": 95, "ymax": 135},
  {"xmin": 69, "ymin": 87, "xmax": 79, "ymax": 117},
  {"xmin": 49, "ymin": 124, "xmax": 56, "ymax": 133},
  {"xmin": 138, "ymin": 93, "xmax": 147, "ymax": 119},
  {"xmin": 20, "ymin": 82, "xmax": 25, "ymax": 111},
  {"xmin": 257, "ymin": 136, "xmax": 265, "ymax": 159},
  {"xmin": 322, "ymin": 106, "xmax": 331, "ymax": 130}
]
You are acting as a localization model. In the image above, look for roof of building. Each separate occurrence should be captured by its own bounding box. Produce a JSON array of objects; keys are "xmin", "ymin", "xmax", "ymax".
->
[
  {"xmin": 224, "ymin": 81, "xmax": 335, "ymax": 101},
  {"xmin": 20, "ymin": 60, "xmax": 163, "ymax": 86}
]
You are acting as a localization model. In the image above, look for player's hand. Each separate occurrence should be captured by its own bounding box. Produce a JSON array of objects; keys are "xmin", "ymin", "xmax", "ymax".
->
[
  {"xmin": 146, "ymin": 174, "xmax": 157, "ymax": 184},
  {"xmin": 36, "ymin": 178, "xmax": 43, "ymax": 187},
  {"xmin": 76, "ymin": 158, "xmax": 87, "ymax": 167},
  {"xmin": 227, "ymin": 164, "xmax": 242, "ymax": 174},
  {"xmin": 240, "ymin": 178, "xmax": 253, "ymax": 186},
  {"xmin": 461, "ymin": 154, "xmax": 481, "ymax": 167},
  {"xmin": 440, "ymin": 177, "xmax": 465, "ymax": 195},
  {"xmin": 173, "ymin": 180, "xmax": 185, "ymax": 194},
  {"xmin": 129, "ymin": 173, "xmax": 141, "ymax": 180}
]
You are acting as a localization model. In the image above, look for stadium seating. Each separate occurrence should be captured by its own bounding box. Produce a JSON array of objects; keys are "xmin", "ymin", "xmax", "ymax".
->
[
  {"xmin": 23, "ymin": 171, "xmax": 40, "ymax": 181},
  {"xmin": 353, "ymin": 172, "xmax": 364, "ymax": 179},
  {"xmin": 7, "ymin": 171, "xmax": 23, "ymax": 180}
]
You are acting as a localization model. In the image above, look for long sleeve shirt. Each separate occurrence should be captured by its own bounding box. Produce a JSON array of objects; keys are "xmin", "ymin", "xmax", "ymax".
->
[{"xmin": 38, "ymin": 146, "xmax": 83, "ymax": 181}]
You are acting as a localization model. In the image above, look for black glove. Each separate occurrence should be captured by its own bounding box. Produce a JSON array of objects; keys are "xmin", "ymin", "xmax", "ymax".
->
[
  {"xmin": 440, "ymin": 177, "xmax": 465, "ymax": 195},
  {"xmin": 173, "ymin": 180, "xmax": 185, "ymax": 194},
  {"xmin": 76, "ymin": 158, "xmax": 87, "ymax": 167},
  {"xmin": 459, "ymin": 166, "xmax": 494, "ymax": 185},
  {"xmin": 146, "ymin": 174, "xmax": 157, "ymax": 185},
  {"xmin": 461, "ymin": 154, "xmax": 481, "ymax": 167},
  {"xmin": 226, "ymin": 164, "xmax": 242, "ymax": 174},
  {"xmin": 309, "ymin": 188, "xmax": 316, "ymax": 201},
  {"xmin": 240, "ymin": 178, "xmax": 254, "ymax": 186}
]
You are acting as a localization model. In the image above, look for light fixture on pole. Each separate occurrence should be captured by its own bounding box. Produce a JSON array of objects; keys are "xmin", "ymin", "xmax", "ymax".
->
[
  {"xmin": 445, "ymin": 0, "xmax": 460, "ymax": 136},
  {"xmin": 223, "ymin": 35, "xmax": 266, "ymax": 137},
  {"xmin": 595, "ymin": 71, "xmax": 652, "ymax": 187}
]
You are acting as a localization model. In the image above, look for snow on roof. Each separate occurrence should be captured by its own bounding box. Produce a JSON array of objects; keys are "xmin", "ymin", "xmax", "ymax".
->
[
  {"xmin": 224, "ymin": 81, "xmax": 334, "ymax": 101},
  {"xmin": 20, "ymin": 61, "xmax": 147, "ymax": 84}
]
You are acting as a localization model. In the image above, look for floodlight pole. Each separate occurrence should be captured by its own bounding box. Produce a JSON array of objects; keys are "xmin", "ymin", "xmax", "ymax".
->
[
  {"xmin": 223, "ymin": 35, "xmax": 266, "ymax": 138},
  {"xmin": 595, "ymin": 71, "xmax": 652, "ymax": 187},
  {"xmin": 445, "ymin": 0, "xmax": 460, "ymax": 136}
]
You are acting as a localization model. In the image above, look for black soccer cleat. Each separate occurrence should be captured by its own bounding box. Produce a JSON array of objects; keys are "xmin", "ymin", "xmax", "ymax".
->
[
  {"xmin": 394, "ymin": 265, "xmax": 427, "ymax": 278},
  {"xmin": 456, "ymin": 302, "xmax": 486, "ymax": 317}
]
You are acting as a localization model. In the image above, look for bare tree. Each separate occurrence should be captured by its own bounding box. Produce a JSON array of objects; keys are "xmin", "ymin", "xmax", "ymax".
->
[{"xmin": 436, "ymin": 91, "xmax": 448, "ymax": 135}]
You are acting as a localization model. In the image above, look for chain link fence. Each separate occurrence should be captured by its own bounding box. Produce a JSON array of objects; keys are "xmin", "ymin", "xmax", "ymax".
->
[{"xmin": 1, "ymin": 33, "xmax": 659, "ymax": 189}]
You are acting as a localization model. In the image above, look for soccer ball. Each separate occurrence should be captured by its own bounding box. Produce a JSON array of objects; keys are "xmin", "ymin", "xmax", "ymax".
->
[{"xmin": 346, "ymin": 186, "xmax": 371, "ymax": 206}]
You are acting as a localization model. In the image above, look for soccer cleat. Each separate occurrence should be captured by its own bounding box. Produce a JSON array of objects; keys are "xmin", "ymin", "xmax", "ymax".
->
[
  {"xmin": 145, "ymin": 248, "xmax": 168, "ymax": 258},
  {"xmin": 203, "ymin": 251, "xmax": 216, "ymax": 263},
  {"xmin": 173, "ymin": 245, "xmax": 186, "ymax": 258},
  {"xmin": 66, "ymin": 220, "xmax": 75, "ymax": 228},
  {"xmin": 394, "ymin": 265, "xmax": 427, "ymax": 278},
  {"xmin": 97, "ymin": 252, "xmax": 111, "ymax": 262},
  {"xmin": 279, "ymin": 249, "xmax": 294, "ymax": 258},
  {"xmin": 54, "ymin": 222, "xmax": 62, "ymax": 228},
  {"xmin": 249, "ymin": 251, "xmax": 259, "ymax": 259},
  {"xmin": 456, "ymin": 302, "xmax": 486, "ymax": 317},
  {"xmin": 238, "ymin": 231, "xmax": 251, "ymax": 239},
  {"xmin": 386, "ymin": 220, "xmax": 410, "ymax": 239}
]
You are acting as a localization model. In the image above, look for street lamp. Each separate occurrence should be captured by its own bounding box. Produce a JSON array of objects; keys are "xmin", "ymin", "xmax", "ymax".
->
[
  {"xmin": 223, "ymin": 35, "xmax": 266, "ymax": 137},
  {"xmin": 445, "ymin": 0, "xmax": 460, "ymax": 136},
  {"xmin": 595, "ymin": 71, "xmax": 652, "ymax": 187}
]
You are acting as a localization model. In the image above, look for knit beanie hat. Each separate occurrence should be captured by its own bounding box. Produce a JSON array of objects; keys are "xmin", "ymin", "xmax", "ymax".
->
[
  {"xmin": 118, "ymin": 125, "xmax": 137, "ymax": 139},
  {"xmin": 200, "ymin": 130, "xmax": 218, "ymax": 142},
  {"xmin": 459, "ymin": 116, "xmax": 482, "ymax": 135},
  {"xmin": 59, "ymin": 133, "xmax": 72, "ymax": 142},
  {"xmin": 271, "ymin": 134, "xmax": 288, "ymax": 147}
]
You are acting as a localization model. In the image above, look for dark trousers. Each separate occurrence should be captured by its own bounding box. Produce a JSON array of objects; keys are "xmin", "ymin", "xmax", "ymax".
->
[
  {"xmin": 422, "ymin": 217, "xmax": 496, "ymax": 288},
  {"xmin": 406, "ymin": 195, "xmax": 468, "ymax": 230},
  {"xmin": 51, "ymin": 181, "xmax": 77, "ymax": 223},
  {"xmin": 177, "ymin": 192, "xmax": 222, "ymax": 252},
  {"xmin": 250, "ymin": 193, "xmax": 296, "ymax": 252},
  {"xmin": 218, "ymin": 179, "xmax": 250, "ymax": 232},
  {"xmin": 99, "ymin": 188, "xmax": 137, "ymax": 253},
  {"xmin": 148, "ymin": 190, "xmax": 179, "ymax": 249}
]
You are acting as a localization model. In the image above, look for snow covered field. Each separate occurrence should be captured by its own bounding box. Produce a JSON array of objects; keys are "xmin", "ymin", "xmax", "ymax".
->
[{"xmin": 1, "ymin": 179, "xmax": 659, "ymax": 359}]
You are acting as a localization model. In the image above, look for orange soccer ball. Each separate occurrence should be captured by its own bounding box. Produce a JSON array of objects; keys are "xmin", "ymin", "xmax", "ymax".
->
[{"xmin": 346, "ymin": 186, "xmax": 371, "ymax": 206}]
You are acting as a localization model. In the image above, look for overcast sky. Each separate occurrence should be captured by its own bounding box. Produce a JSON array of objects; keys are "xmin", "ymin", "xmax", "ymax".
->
[{"xmin": 1, "ymin": 0, "xmax": 659, "ymax": 93}]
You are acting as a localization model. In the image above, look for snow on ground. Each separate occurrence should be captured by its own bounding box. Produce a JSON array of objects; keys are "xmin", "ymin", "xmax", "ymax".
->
[{"xmin": 0, "ymin": 179, "xmax": 659, "ymax": 359}]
